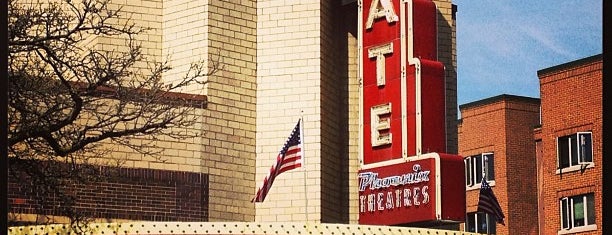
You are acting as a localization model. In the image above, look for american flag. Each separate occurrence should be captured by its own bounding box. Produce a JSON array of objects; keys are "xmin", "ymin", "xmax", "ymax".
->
[
  {"xmin": 252, "ymin": 119, "xmax": 302, "ymax": 203},
  {"xmin": 478, "ymin": 178, "xmax": 505, "ymax": 225}
]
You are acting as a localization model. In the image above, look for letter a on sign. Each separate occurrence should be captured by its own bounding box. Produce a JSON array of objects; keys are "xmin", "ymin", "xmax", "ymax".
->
[{"xmin": 366, "ymin": 0, "xmax": 399, "ymax": 29}]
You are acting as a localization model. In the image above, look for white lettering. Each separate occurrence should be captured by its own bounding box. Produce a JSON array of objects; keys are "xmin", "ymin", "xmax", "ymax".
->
[
  {"xmin": 422, "ymin": 186, "xmax": 430, "ymax": 204},
  {"xmin": 368, "ymin": 43, "xmax": 393, "ymax": 86},
  {"xmin": 413, "ymin": 187, "xmax": 420, "ymax": 206},
  {"xmin": 366, "ymin": 0, "xmax": 399, "ymax": 29},
  {"xmin": 368, "ymin": 194, "xmax": 376, "ymax": 212},
  {"xmin": 358, "ymin": 165, "xmax": 431, "ymax": 191},
  {"xmin": 395, "ymin": 189, "xmax": 402, "ymax": 208},
  {"xmin": 359, "ymin": 186, "xmax": 430, "ymax": 214},
  {"xmin": 377, "ymin": 193, "xmax": 385, "ymax": 211},
  {"xmin": 371, "ymin": 103, "xmax": 392, "ymax": 147},
  {"xmin": 386, "ymin": 191, "xmax": 394, "ymax": 209},
  {"xmin": 404, "ymin": 188, "xmax": 412, "ymax": 206},
  {"xmin": 360, "ymin": 195, "xmax": 366, "ymax": 212}
]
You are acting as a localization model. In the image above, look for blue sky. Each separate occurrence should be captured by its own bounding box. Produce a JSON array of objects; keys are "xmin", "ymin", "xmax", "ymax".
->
[{"xmin": 453, "ymin": 0, "xmax": 602, "ymax": 106}]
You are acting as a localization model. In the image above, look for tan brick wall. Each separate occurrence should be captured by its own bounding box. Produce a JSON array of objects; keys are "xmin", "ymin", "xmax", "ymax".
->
[
  {"xmin": 200, "ymin": 0, "xmax": 258, "ymax": 222},
  {"xmin": 71, "ymin": 0, "xmax": 258, "ymax": 222},
  {"xmin": 319, "ymin": 0, "xmax": 351, "ymax": 223},
  {"xmin": 102, "ymin": 0, "xmax": 257, "ymax": 221},
  {"xmin": 99, "ymin": 106, "xmax": 207, "ymax": 173},
  {"xmin": 104, "ymin": 0, "xmax": 164, "ymax": 80},
  {"xmin": 98, "ymin": 0, "xmax": 258, "ymax": 222},
  {"xmin": 255, "ymin": 0, "xmax": 323, "ymax": 222},
  {"xmin": 162, "ymin": 0, "xmax": 211, "ymax": 94},
  {"xmin": 11, "ymin": 0, "xmax": 207, "ymax": 166},
  {"xmin": 434, "ymin": 0, "xmax": 458, "ymax": 154},
  {"xmin": 344, "ymin": 4, "xmax": 361, "ymax": 225},
  {"xmin": 537, "ymin": 55, "xmax": 602, "ymax": 235},
  {"xmin": 83, "ymin": 0, "xmax": 209, "ymax": 173},
  {"xmin": 458, "ymin": 95, "xmax": 540, "ymax": 235}
]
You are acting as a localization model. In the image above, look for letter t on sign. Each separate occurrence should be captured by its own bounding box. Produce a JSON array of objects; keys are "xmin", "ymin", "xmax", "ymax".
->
[
  {"xmin": 368, "ymin": 42, "xmax": 393, "ymax": 86},
  {"xmin": 371, "ymin": 103, "xmax": 392, "ymax": 147}
]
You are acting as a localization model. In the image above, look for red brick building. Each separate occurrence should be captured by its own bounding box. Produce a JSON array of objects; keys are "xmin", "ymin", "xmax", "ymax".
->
[
  {"xmin": 457, "ymin": 54, "xmax": 603, "ymax": 235},
  {"xmin": 536, "ymin": 54, "xmax": 602, "ymax": 235},
  {"xmin": 458, "ymin": 94, "xmax": 541, "ymax": 235}
]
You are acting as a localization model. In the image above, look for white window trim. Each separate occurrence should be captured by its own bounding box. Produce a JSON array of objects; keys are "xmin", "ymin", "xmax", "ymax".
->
[
  {"xmin": 558, "ymin": 224, "xmax": 597, "ymax": 235},
  {"xmin": 465, "ymin": 152, "xmax": 494, "ymax": 191},
  {"xmin": 560, "ymin": 197, "xmax": 570, "ymax": 230},
  {"xmin": 465, "ymin": 212, "xmax": 496, "ymax": 233},
  {"xmin": 465, "ymin": 158, "xmax": 472, "ymax": 187},
  {"xmin": 577, "ymin": 132, "xmax": 593, "ymax": 164},
  {"xmin": 556, "ymin": 132, "xmax": 594, "ymax": 172},
  {"xmin": 555, "ymin": 162, "xmax": 594, "ymax": 174},
  {"xmin": 558, "ymin": 194, "xmax": 597, "ymax": 234}
]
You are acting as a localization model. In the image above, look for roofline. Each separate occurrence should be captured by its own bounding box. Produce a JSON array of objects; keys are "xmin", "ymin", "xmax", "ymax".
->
[
  {"xmin": 537, "ymin": 54, "xmax": 602, "ymax": 77},
  {"xmin": 459, "ymin": 94, "xmax": 540, "ymax": 110}
]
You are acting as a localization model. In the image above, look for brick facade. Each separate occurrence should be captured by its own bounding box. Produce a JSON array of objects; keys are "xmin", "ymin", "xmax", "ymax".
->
[
  {"xmin": 458, "ymin": 95, "xmax": 540, "ymax": 235},
  {"xmin": 9, "ymin": 162, "xmax": 208, "ymax": 222},
  {"xmin": 457, "ymin": 54, "xmax": 603, "ymax": 235},
  {"xmin": 10, "ymin": 0, "xmax": 257, "ymax": 223},
  {"xmin": 537, "ymin": 55, "xmax": 602, "ymax": 235},
  {"xmin": 9, "ymin": 0, "xmax": 457, "ymax": 226}
]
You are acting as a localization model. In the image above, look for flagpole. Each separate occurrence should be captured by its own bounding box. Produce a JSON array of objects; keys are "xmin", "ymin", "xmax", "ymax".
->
[
  {"xmin": 484, "ymin": 158, "xmax": 490, "ymax": 235},
  {"xmin": 300, "ymin": 112, "xmax": 308, "ymax": 222}
]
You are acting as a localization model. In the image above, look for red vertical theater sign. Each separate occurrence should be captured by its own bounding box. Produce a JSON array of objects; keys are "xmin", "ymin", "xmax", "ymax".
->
[{"xmin": 359, "ymin": 0, "xmax": 465, "ymax": 225}]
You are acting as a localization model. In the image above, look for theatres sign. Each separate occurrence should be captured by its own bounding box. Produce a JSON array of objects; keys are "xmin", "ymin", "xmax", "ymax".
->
[
  {"xmin": 358, "ymin": 0, "xmax": 465, "ymax": 225},
  {"xmin": 358, "ymin": 153, "xmax": 465, "ymax": 225}
]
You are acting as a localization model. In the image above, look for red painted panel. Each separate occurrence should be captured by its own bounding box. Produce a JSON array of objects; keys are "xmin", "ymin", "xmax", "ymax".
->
[
  {"xmin": 362, "ymin": 39, "xmax": 402, "ymax": 87},
  {"xmin": 362, "ymin": 39, "xmax": 403, "ymax": 164},
  {"xmin": 361, "ymin": 0, "xmax": 446, "ymax": 163},
  {"xmin": 419, "ymin": 59, "xmax": 446, "ymax": 154},
  {"xmin": 405, "ymin": 60, "xmax": 446, "ymax": 156},
  {"xmin": 438, "ymin": 153, "xmax": 467, "ymax": 221},
  {"xmin": 411, "ymin": 0, "xmax": 438, "ymax": 60},
  {"xmin": 406, "ymin": 65, "xmax": 417, "ymax": 156},
  {"xmin": 359, "ymin": 0, "xmax": 464, "ymax": 226},
  {"xmin": 362, "ymin": 0, "xmax": 401, "ymax": 47},
  {"xmin": 359, "ymin": 0, "xmax": 466, "ymax": 225}
]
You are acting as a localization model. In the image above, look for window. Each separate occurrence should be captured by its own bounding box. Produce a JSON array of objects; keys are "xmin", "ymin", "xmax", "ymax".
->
[
  {"xmin": 557, "ymin": 132, "xmax": 593, "ymax": 170},
  {"xmin": 465, "ymin": 212, "xmax": 496, "ymax": 234},
  {"xmin": 465, "ymin": 153, "xmax": 494, "ymax": 187},
  {"xmin": 560, "ymin": 193, "xmax": 596, "ymax": 231}
]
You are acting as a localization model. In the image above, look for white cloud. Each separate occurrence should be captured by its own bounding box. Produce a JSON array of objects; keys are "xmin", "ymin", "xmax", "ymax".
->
[{"xmin": 454, "ymin": 0, "xmax": 601, "ymax": 105}]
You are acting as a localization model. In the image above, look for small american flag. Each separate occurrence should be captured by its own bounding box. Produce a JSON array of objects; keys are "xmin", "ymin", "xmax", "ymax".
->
[
  {"xmin": 252, "ymin": 119, "xmax": 302, "ymax": 203},
  {"xmin": 477, "ymin": 178, "xmax": 505, "ymax": 225}
]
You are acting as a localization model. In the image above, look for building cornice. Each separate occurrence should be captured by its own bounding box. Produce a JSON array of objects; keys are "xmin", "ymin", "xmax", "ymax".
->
[{"xmin": 537, "ymin": 54, "xmax": 602, "ymax": 77}]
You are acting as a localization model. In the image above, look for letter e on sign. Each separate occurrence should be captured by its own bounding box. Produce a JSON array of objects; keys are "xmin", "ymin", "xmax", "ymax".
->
[{"xmin": 371, "ymin": 103, "xmax": 392, "ymax": 147}]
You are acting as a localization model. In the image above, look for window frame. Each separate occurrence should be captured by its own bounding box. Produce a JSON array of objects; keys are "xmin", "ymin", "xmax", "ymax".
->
[
  {"xmin": 465, "ymin": 211, "xmax": 496, "ymax": 234},
  {"xmin": 558, "ymin": 193, "xmax": 597, "ymax": 234},
  {"xmin": 465, "ymin": 152, "xmax": 495, "ymax": 190},
  {"xmin": 556, "ymin": 132, "xmax": 594, "ymax": 174}
]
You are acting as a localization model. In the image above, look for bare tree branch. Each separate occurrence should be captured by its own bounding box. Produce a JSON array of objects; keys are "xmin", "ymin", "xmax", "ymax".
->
[{"xmin": 8, "ymin": 0, "xmax": 219, "ymax": 229}]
